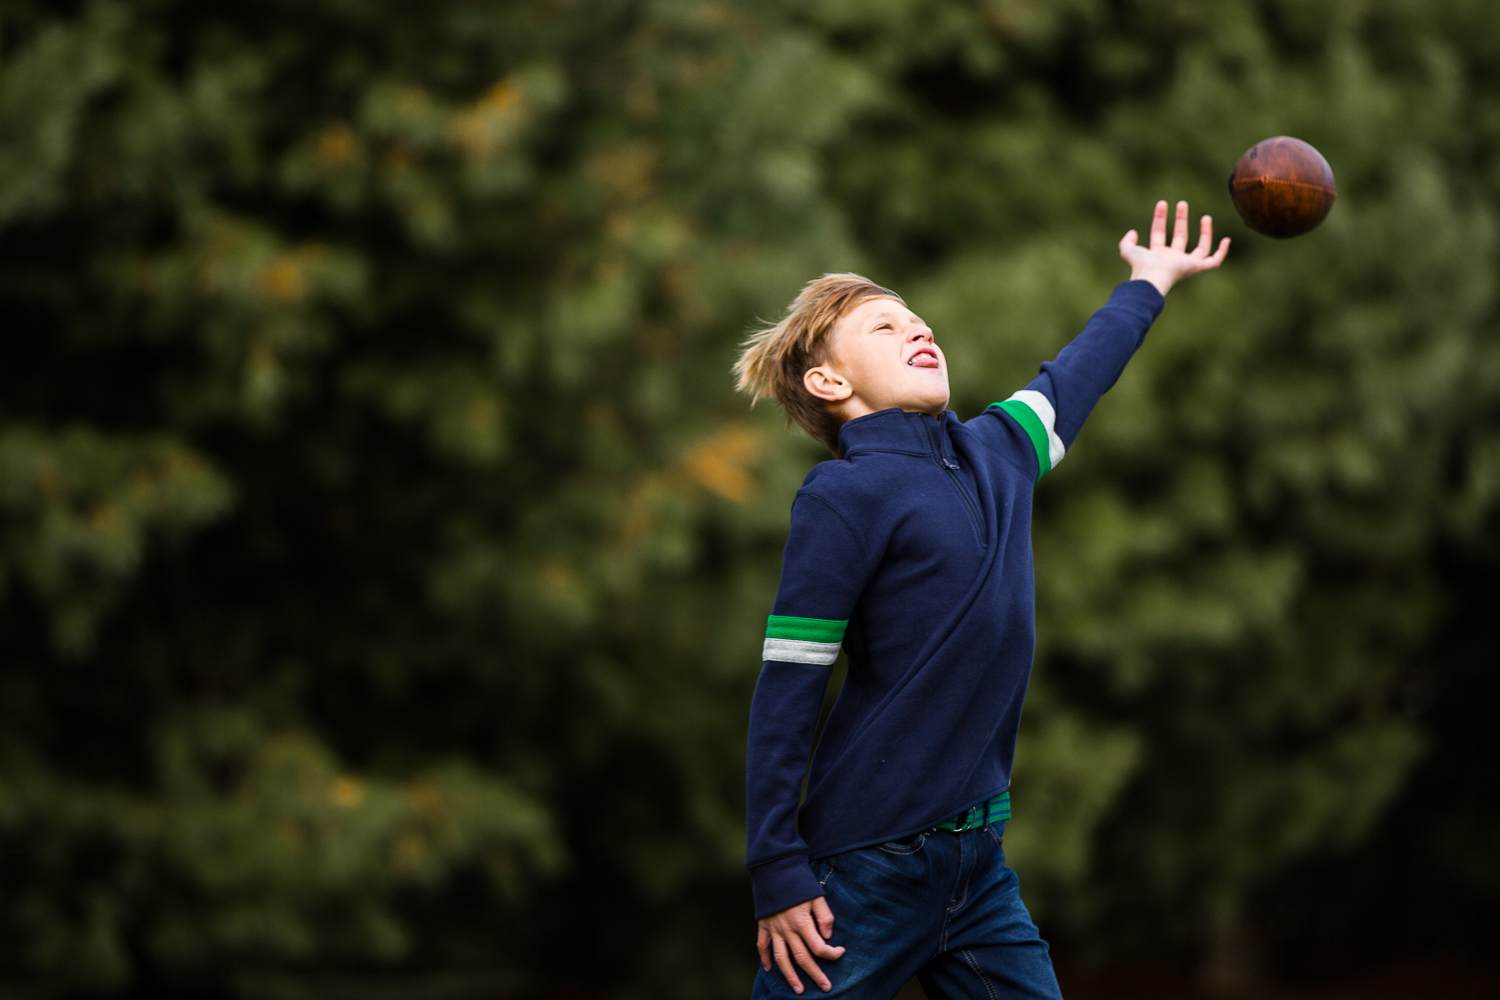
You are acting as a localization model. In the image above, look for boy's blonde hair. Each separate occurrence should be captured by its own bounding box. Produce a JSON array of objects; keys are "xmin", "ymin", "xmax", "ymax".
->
[{"xmin": 734, "ymin": 272, "xmax": 903, "ymax": 453}]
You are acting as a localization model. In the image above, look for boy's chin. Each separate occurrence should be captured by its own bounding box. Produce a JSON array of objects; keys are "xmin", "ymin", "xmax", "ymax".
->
[
  {"xmin": 899, "ymin": 397, "xmax": 950, "ymax": 416},
  {"xmin": 903, "ymin": 383, "xmax": 950, "ymax": 415}
]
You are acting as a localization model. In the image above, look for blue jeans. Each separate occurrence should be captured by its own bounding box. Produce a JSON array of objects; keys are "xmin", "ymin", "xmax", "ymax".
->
[{"xmin": 751, "ymin": 823, "xmax": 1062, "ymax": 1000}]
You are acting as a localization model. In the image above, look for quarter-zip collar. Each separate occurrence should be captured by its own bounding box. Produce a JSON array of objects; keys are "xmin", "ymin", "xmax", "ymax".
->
[{"xmin": 838, "ymin": 408, "xmax": 961, "ymax": 469}]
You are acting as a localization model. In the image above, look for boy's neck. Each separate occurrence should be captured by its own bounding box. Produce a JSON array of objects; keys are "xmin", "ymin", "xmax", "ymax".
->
[{"xmin": 835, "ymin": 402, "xmax": 944, "ymax": 426}]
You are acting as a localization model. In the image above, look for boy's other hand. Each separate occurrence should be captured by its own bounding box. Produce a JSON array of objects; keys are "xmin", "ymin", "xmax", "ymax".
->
[
  {"xmin": 1119, "ymin": 200, "xmax": 1230, "ymax": 296},
  {"xmin": 757, "ymin": 895, "xmax": 845, "ymax": 993}
]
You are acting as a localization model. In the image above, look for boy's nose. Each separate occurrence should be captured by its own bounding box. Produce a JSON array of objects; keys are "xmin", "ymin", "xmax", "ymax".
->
[{"xmin": 908, "ymin": 326, "xmax": 933, "ymax": 342}]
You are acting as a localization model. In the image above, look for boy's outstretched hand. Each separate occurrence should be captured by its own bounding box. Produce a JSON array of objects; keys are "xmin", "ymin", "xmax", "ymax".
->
[
  {"xmin": 758, "ymin": 896, "xmax": 845, "ymax": 994},
  {"xmin": 1120, "ymin": 199, "xmax": 1230, "ymax": 296}
]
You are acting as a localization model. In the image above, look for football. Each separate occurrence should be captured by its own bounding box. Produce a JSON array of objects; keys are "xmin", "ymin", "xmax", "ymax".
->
[{"xmin": 1227, "ymin": 137, "xmax": 1337, "ymax": 238}]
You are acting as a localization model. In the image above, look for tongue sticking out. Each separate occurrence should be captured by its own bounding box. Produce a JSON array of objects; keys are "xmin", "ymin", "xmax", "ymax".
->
[{"xmin": 909, "ymin": 351, "xmax": 940, "ymax": 369}]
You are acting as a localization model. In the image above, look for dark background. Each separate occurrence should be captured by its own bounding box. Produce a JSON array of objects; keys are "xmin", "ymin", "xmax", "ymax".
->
[{"xmin": 1, "ymin": 0, "xmax": 1498, "ymax": 996}]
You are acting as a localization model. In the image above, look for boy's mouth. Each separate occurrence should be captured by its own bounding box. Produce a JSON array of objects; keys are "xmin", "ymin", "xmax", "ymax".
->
[{"xmin": 907, "ymin": 347, "xmax": 940, "ymax": 369}]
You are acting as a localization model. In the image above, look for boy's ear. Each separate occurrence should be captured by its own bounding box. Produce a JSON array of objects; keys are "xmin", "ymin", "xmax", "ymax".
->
[{"xmin": 803, "ymin": 364, "xmax": 853, "ymax": 403}]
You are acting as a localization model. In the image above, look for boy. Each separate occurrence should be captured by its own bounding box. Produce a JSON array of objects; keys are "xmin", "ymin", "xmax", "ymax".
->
[{"xmin": 735, "ymin": 201, "xmax": 1229, "ymax": 1000}]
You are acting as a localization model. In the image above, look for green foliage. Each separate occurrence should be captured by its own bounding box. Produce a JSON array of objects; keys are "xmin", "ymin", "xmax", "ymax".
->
[
  {"xmin": 2, "ymin": 0, "xmax": 1499, "ymax": 995},
  {"xmin": 1, "ymin": 710, "xmax": 554, "ymax": 994},
  {"xmin": 0, "ymin": 429, "xmax": 231, "ymax": 653}
]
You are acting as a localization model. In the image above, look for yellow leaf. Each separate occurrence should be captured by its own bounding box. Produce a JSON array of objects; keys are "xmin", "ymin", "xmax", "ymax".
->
[
  {"xmin": 317, "ymin": 124, "xmax": 357, "ymax": 166},
  {"xmin": 683, "ymin": 424, "xmax": 761, "ymax": 502},
  {"xmin": 329, "ymin": 776, "xmax": 365, "ymax": 808}
]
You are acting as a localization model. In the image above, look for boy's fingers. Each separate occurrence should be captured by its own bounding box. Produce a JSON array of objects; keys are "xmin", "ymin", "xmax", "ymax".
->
[
  {"xmin": 812, "ymin": 896, "xmax": 836, "ymax": 938},
  {"xmin": 795, "ymin": 912, "xmax": 842, "ymax": 961},
  {"xmin": 1149, "ymin": 201, "xmax": 1168, "ymax": 249},
  {"xmin": 1172, "ymin": 201, "xmax": 1189, "ymax": 250},
  {"xmin": 772, "ymin": 935, "xmax": 804, "ymax": 994},
  {"xmin": 758, "ymin": 927, "xmax": 772, "ymax": 970},
  {"xmin": 788, "ymin": 936, "xmax": 832, "ymax": 992},
  {"xmin": 1195, "ymin": 215, "xmax": 1213, "ymax": 256},
  {"xmin": 1188, "ymin": 237, "xmax": 1231, "ymax": 273},
  {"xmin": 808, "ymin": 938, "xmax": 845, "ymax": 961}
]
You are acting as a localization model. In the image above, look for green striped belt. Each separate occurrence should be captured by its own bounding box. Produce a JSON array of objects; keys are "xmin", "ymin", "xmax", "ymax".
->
[{"xmin": 934, "ymin": 791, "xmax": 1011, "ymax": 832}]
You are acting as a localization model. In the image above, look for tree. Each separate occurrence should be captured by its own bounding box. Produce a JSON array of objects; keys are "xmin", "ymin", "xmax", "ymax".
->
[{"xmin": 3, "ymin": 0, "xmax": 1500, "ymax": 996}]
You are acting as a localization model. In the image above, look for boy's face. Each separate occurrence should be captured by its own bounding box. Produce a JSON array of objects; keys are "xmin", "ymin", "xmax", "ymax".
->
[{"xmin": 804, "ymin": 296, "xmax": 950, "ymax": 421}]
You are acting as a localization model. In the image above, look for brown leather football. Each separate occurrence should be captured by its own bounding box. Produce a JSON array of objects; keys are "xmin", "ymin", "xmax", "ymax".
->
[{"xmin": 1228, "ymin": 137, "xmax": 1337, "ymax": 238}]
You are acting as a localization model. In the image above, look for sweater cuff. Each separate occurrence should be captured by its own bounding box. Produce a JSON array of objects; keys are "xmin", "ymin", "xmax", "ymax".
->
[
  {"xmin": 749, "ymin": 853, "xmax": 825, "ymax": 919},
  {"xmin": 1114, "ymin": 279, "xmax": 1166, "ymax": 315}
]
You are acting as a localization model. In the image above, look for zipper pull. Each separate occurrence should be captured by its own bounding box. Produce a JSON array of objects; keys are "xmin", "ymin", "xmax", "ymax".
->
[{"xmin": 941, "ymin": 458, "xmax": 959, "ymax": 471}]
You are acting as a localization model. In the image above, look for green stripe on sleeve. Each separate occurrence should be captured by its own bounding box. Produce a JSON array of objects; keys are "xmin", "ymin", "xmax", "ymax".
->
[
  {"xmin": 766, "ymin": 615, "xmax": 848, "ymax": 644},
  {"xmin": 990, "ymin": 400, "xmax": 1052, "ymax": 479}
]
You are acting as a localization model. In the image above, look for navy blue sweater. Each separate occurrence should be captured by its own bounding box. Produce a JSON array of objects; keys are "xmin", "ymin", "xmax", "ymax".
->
[{"xmin": 745, "ymin": 280, "xmax": 1165, "ymax": 918}]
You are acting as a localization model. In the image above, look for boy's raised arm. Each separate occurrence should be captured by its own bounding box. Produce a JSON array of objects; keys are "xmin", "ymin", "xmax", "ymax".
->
[{"xmin": 979, "ymin": 201, "xmax": 1228, "ymax": 479}]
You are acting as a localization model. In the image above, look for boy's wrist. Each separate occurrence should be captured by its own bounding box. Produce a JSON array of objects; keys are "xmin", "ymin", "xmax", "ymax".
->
[
  {"xmin": 1130, "ymin": 267, "xmax": 1174, "ymax": 297},
  {"xmin": 749, "ymin": 852, "xmax": 825, "ymax": 919}
]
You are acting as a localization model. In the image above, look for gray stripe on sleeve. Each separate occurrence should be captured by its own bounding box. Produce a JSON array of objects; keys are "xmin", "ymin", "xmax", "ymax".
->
[{"xmin": 762, "ymin": 638, "xmax": 842, "ymax": 665}]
